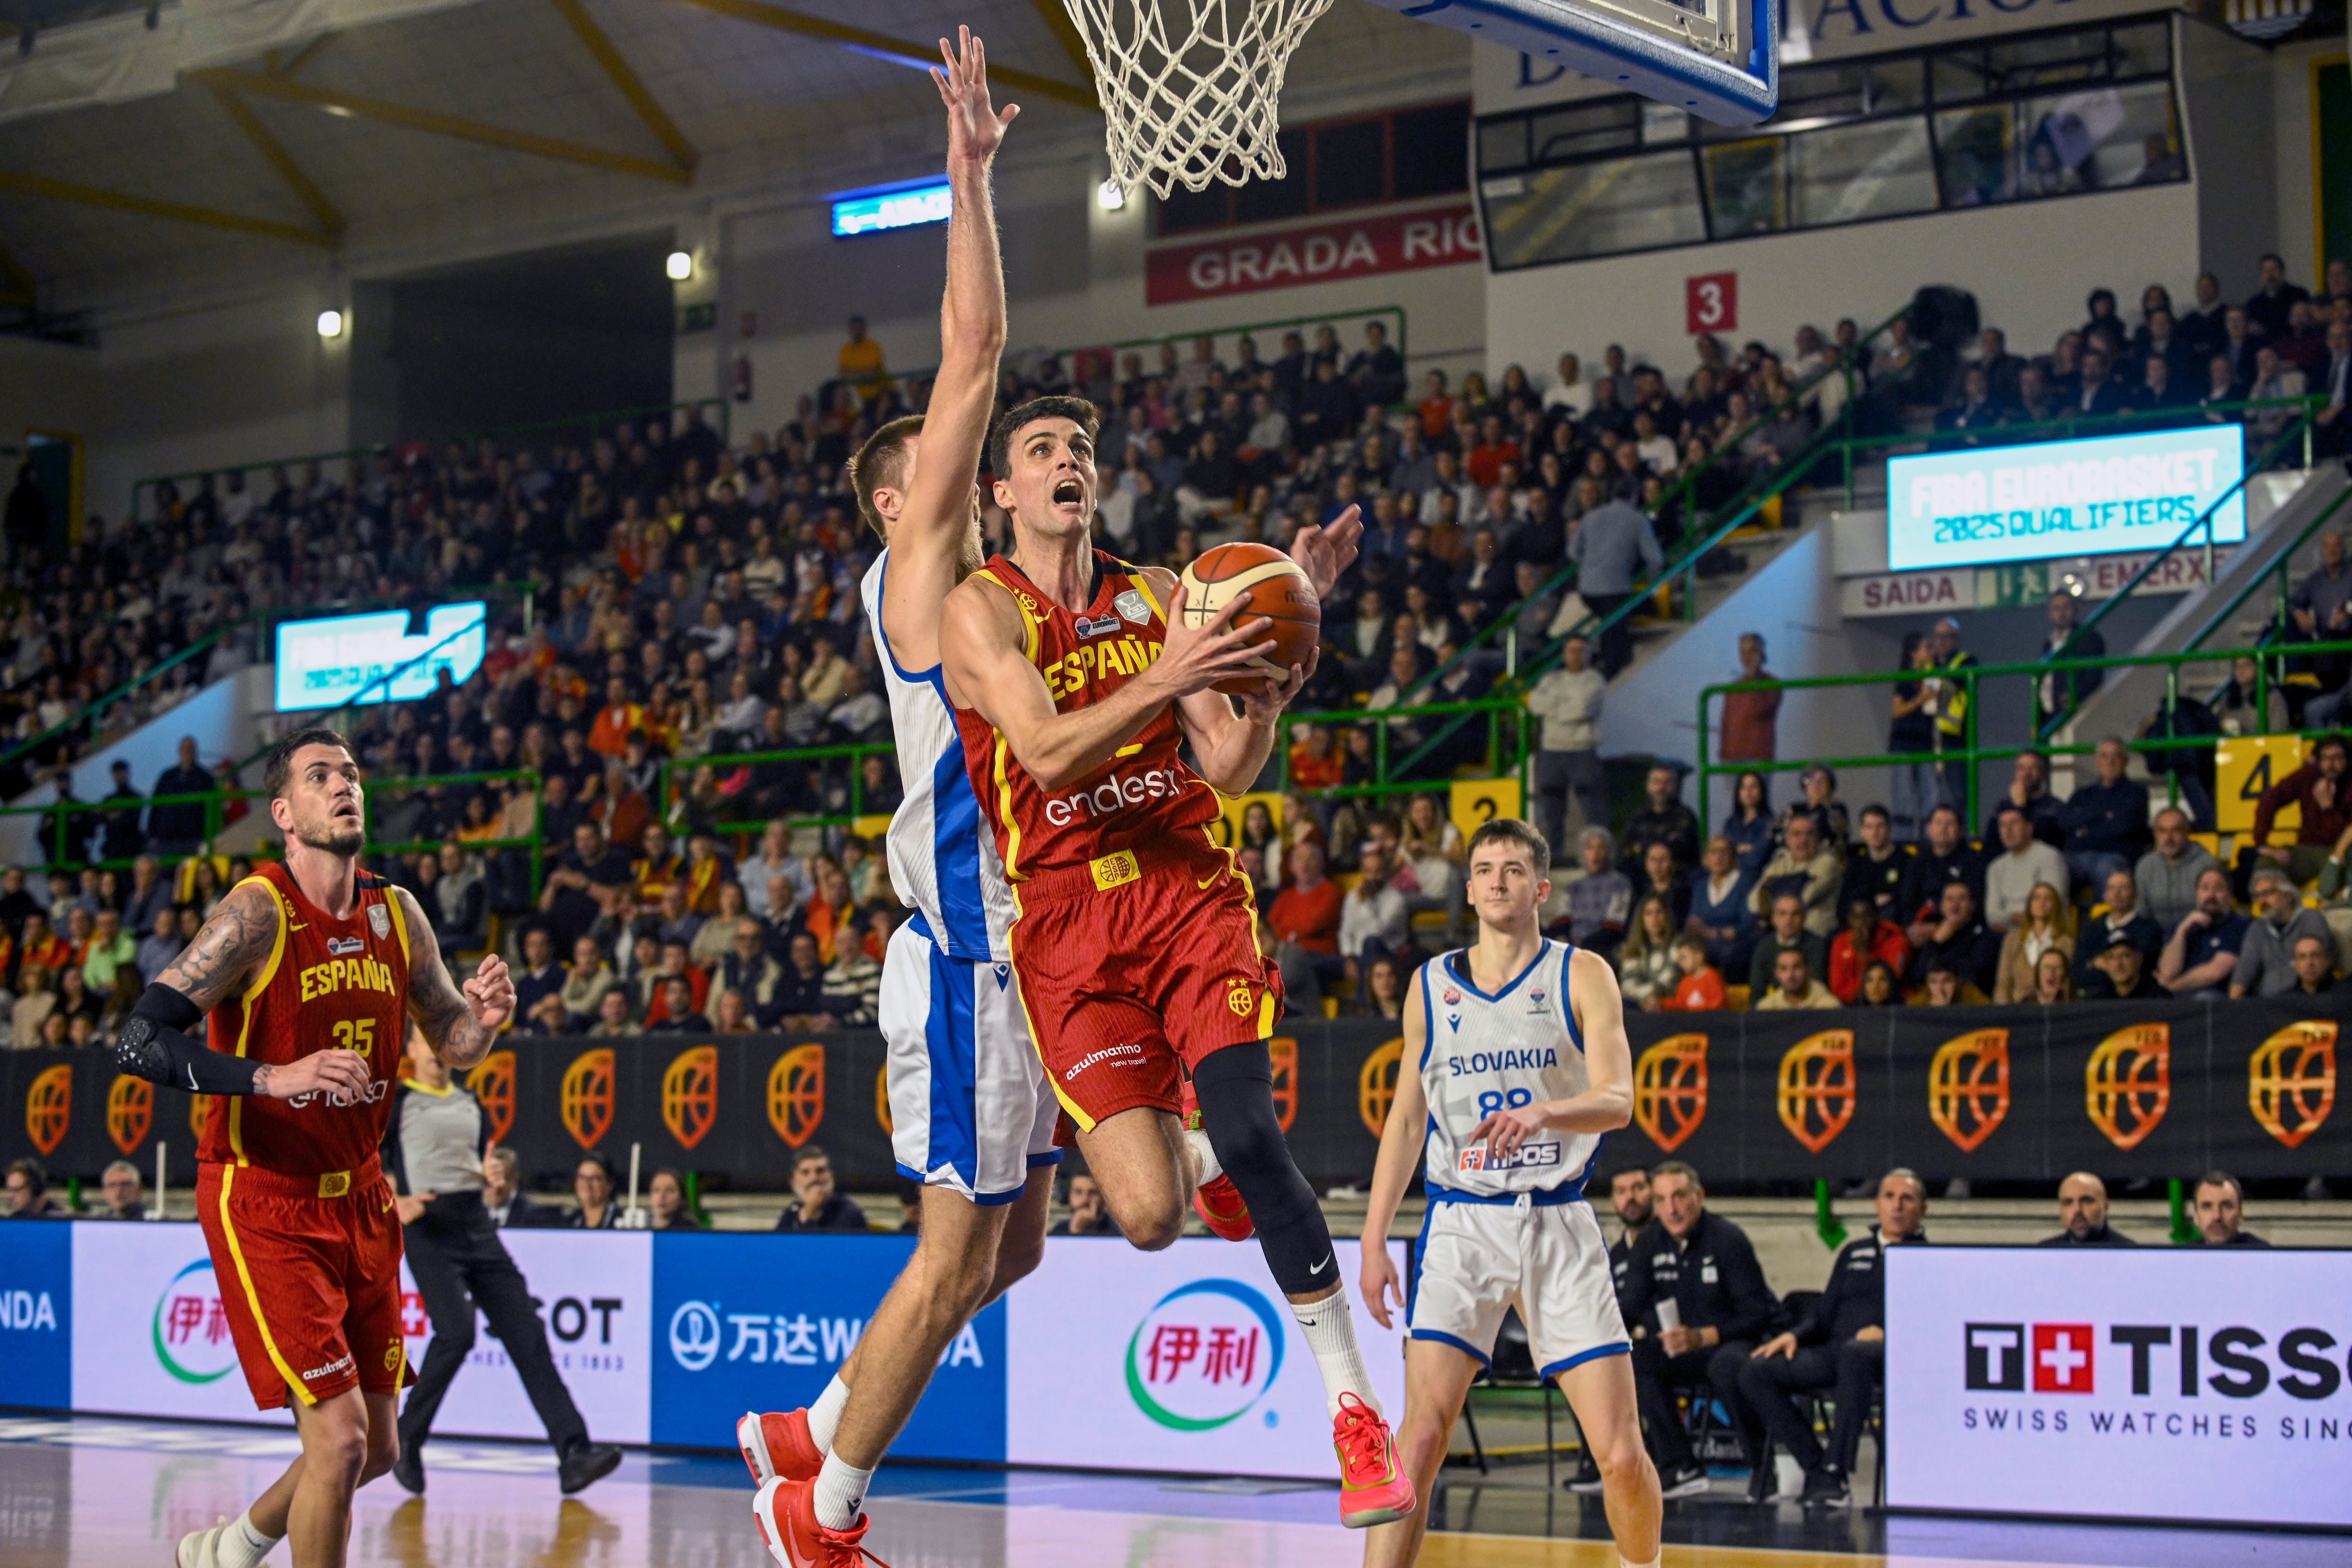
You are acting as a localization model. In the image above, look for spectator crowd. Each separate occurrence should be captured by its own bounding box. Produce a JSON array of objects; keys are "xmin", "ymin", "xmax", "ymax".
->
[{"xmin": 0, "ymin": 251, "xmax": 2343, "ymax": 1058}]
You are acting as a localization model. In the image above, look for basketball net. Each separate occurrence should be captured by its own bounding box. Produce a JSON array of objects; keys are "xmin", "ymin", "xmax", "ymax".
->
[{"xmin": 1061, "ymin": 0, "xmax": 1336, "ymax": 198}]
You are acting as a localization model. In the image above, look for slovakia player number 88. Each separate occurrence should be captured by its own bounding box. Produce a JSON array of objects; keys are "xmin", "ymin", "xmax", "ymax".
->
[{"xmin": 1476, "ymin": 1087, "xmax": 1534, "ymax": 1119}]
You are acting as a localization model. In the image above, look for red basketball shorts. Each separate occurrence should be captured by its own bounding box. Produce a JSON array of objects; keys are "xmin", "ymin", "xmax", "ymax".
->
[
  {"xmin": 195, "ymin": 1158, "xmax": 413, "ymax": 1411},
  {"xmin": 1009, "ymin": 832, "xmax": 1283, "ymax": 1130}
]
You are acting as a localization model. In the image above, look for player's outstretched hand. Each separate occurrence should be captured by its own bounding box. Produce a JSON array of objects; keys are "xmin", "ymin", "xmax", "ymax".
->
[
  {"xmin": 394, "ymin": 1192, "xmax": 435, "ymax": 1225},
  {"xmin": 1239, "ymin": 654, "xmax": 1313, "ymax": 722},
  {"xmin": 258, "ymin": 1049, "xmax": 372, "ymax": 1103},
  {"xmin": 1154, "ymin": 579, "xmax": 1283, "ymax": 699},
  {"xmin": 1288, "ymin": 503, "xmax": 1362, "ymax": 600},
  {"xmin": 463, "ymin": 953, "xmax": 516, "ymax": 1035},
  {"xmin": 1360, "ymin": 1240, "xmax": 1403, "ymax": 1330},
  {"xmin": 934, "ymin": 25, "xmax": 1017, "ymax": 164},
  {"xmin": 1469, "ymin": 1101, "xmax": 1549, "ymax": 1161}
]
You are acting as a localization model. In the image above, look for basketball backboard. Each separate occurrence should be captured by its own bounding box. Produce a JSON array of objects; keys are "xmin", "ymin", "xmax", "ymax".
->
[{"xmin": 1360, "ymin": 0, "xmax": 1778, "ymax": 127}]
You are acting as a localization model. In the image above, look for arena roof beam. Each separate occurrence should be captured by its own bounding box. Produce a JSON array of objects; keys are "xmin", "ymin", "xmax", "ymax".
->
[
  {"xmin": 0, "ymin": 170, "xmax": 334, "ymax": 247},
  {"xmin": 0, "ymin": 239, "xmax": 34, "ymax": 304},
  {"xmin": 663, "ymin": 0, "xmax": 1098, "ymax": 111},
  {"xmin": 194, "ymin": 69, "xmax": 696, "ymax": 185},
  {"xmin": 207, "ymin": 83, "xmax": 347, "ymax": 244},
  {"xmin": 548, "ymin": 0, "xmax": 698, "ymax": 179},
  {"xmin": 264, "ymin": 33, "xmax": 337, "ymax": 79}
]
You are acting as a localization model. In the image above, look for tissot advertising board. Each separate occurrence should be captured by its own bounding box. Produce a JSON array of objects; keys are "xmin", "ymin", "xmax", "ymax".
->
[
  {"xmin": 1886, "ymin": 1247, "xmax": 2352, "ymax": 1527},
  {"xmin": 398, "ymin": 1230, "xmax": 652, "ymax": 1444}
]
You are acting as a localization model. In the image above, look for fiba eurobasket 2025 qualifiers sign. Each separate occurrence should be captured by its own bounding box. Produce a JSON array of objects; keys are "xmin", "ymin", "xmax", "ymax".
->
[
  {"xmin": 1886, "ymin": 1247, "xmax": 2352, "ymax": 1527},
  {"xmin": 1888, "ymin": 426, "xmax": 2245, "ymax": 573}
]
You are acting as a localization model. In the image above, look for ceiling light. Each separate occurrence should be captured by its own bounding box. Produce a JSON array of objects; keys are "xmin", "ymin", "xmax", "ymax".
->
[
  {"xmin": 666, "ymin": 250, "xmax": 694, "ymax": 281},
  {"xmin": 1097, "ymin": 178, "xmax": 1127, "ymax": 211},
  {"xmin": 316, "ymin": 309, "xmax": 344, "ymax": 338}
]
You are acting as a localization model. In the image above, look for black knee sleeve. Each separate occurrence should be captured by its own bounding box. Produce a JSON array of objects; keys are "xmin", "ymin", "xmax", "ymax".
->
[{"xmin": 1192, "ymin": 1042, "xmax": 1334, "ymax": 1296}]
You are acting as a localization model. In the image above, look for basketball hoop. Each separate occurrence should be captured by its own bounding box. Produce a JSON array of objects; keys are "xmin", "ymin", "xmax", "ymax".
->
[{"xmin": 1062, "ymin": 0, "xmax": 1338, "ymax": 199}]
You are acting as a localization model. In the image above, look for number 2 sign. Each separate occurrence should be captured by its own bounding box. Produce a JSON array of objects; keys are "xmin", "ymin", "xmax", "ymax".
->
[{"xmin": 1686, "ymin": 271, "xmax": 1737, "ymax": 335}]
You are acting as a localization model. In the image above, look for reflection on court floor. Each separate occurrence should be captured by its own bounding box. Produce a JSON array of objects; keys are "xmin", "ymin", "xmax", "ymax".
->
[{"xmin": 4, "ymin": 1417, "xmax": 2346, "ymax": 1568}]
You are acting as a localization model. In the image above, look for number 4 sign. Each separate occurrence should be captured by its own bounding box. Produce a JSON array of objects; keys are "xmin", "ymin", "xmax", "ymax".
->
[{"xmin": 1686, "ymin": 271, "xmax": 1737, "ymax": 335}]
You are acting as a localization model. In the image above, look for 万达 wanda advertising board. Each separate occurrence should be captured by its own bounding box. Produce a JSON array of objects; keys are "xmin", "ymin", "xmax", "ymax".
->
[{"xmin": 1886, "ymin": 1247, "xmax": 2352, "ymax": 1528}]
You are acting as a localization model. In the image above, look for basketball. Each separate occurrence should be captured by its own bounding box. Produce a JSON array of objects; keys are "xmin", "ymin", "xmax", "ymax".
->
[{"xmin": 1178, "ymin": 542, "xmax": 1322, "ymax": 695}]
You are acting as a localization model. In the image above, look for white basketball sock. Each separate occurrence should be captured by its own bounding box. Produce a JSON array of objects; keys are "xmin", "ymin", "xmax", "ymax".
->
[
  {"xmin": 1621, "ymin": 1556, "xmax": 1661, "ymax": 1568},
  {"xmin": 811, "ymin": 1452, "xmax": 873, "ymax": 1532},
  {"xmin": 807, "ymin": 1374, "xmax": 850, "ymax": 1454},
  {"xmin": 1184, "ymin": 1125, "xmax": 1223, "ymax": 1190},
  {"xmin": 216, "ymin": 1510, "xmax": 280, "ymax": 1568},
  {"xmin": 1291, "ymin": 1289, "xmax": 1378, "ymax": 1419}
]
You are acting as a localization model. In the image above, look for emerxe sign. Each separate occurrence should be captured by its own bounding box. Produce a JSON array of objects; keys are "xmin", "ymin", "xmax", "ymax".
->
[
  {"xmin": 1887, "ymin": 1248, "xmax": 2352, "ymax": 1525},
  {"xmin": 1886, "ymin": 426, "xmax": 2245, "ymax": 573}
]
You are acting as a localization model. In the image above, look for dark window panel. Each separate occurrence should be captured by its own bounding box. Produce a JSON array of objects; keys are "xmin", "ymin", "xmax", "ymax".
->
[
  {"xmin": 1393, "ymin": 101, "xmax": 1471, "ymax": 197},
  {"xmin": 1232, "ymin": 130, "xmax": 1312, "ymax": 224},
  {"xmin": 1157, "ymin": 181, "xmax": 1231, "ymax": 236},
  {"xmin": 1314, "ymin": 119, "xmax": 1388, "ymax": 209}
]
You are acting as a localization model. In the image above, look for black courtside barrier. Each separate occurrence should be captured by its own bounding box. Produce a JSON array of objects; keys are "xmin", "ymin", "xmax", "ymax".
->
[{"xmin": 2, "ymin": 996, "xmax": 2342, "ymax": 1192}]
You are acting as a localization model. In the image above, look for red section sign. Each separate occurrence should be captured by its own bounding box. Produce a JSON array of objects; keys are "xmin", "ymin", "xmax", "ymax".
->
[
  {"xmin": 1146, "ymin": 204, "xmax": 1481, "ymax": 306},
  {"xmin": 1686, "ymin": 271, "xmax": 1737, "ymax": 334}
]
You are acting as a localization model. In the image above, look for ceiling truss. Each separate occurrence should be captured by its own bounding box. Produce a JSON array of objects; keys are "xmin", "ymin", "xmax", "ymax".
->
[{"xmin": 0, "ymin": 0, "xmax": 1095, "ymax": 303}]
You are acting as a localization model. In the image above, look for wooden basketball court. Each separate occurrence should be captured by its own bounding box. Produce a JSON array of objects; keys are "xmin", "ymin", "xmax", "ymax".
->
[{"xmin": 3, "ymin": 1413, "xmax": 2336, "ymax": 1568}]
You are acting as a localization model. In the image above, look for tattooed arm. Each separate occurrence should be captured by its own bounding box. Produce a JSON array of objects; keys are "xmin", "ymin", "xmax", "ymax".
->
[
  {"xmin": 396, "ymin": 885, "xmax": 515, "ymax": 1070},
  {"xmin": 121, "ymin": 879, "xmax": 372, "ymax": 1100}
]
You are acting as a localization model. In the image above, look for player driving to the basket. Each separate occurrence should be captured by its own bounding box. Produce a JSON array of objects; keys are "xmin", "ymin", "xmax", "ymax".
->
[{"xmin": 934, "ymin": 370, "xmax": 1409, "ymax": 1523}]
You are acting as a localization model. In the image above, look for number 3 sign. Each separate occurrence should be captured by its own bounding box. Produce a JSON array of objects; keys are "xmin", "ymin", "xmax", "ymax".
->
[{"xmin": 1686, "ymin": 271, "xmax": 1737, "ymax": 335}]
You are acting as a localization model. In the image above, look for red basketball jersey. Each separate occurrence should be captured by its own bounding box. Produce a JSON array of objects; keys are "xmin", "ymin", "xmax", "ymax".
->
[
  {"xmin": 199, "ymin": 861, "xmax": 413, "ymax": 1176},
  {"xmin": 955, "ymin": 551, "xmax": 1220, "ymax": 880}
]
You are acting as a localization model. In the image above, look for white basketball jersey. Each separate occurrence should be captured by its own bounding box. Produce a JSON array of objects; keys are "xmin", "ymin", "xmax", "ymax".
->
[
  {"xmin": 860, "ymin": 550, "xmax": 1014, "ymax": 962},
  {"xmin": 1419, "ymin": 939, "xmax": 1600, "ymax": 1199}
]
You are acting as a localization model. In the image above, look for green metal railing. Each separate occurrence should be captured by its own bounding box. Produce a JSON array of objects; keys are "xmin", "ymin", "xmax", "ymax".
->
[
  {"xmin": 2185, "ymin": 479, "xmax": 2352, "ymax": 656},
  {"xmin": 1409, "ymin": 386, "xmax": 2330, "ymax": 782},
  {"xmin": 1399, "ymin": 300, "xmax": 1910, "ymax": 712},
  {"xmin": 13, "ymin": 767, "xmax": 545, "ymax": 893},
  {"xmin": 1272, "ymin": 698, "xmax": 1530, "ymax": 795},
  {"xmin": 1692, "ymin": 639, "xmax": 2352, "ymax": 830},
  {"xmin": 878, "ymin": 305, "xmax": 1415, "ymax": 410},
  {"xmin": 2025, "ymin": 398, "xmax": 2330, "ymax": 741},
  {"xmin": 1, "ymin": 581, "xmax": 536, "ymax": 775},
  {"xmin": 657, "ymin": 742, "xmax": 903, "ymax": 837},
  {"xmin": 231, "ymin": 601, "xmax": 523, "ymax": 782},
  {"xmin": 129, "ymin": 397, "xmax": 733, "ymax": 525}
]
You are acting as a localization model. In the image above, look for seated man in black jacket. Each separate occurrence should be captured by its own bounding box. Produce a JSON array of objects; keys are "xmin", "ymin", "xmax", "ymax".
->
[
  {"xmin": 1617, "ymin": 1161, "xmax": 1781, "ymax": 1497},
  {"xmin": 1906, "ymin": 881, "xmax": 2002, "ymax": 995},
  {"xmin": 2039, "ymin": 1171, "xmax": 2136, "ymax": 1246},
  {"xmin": 1898, "ymin": 807, "xmax": 1983, "ymax": 937},
  {"xmin": 1735, "ymin": 1168, "xmax": 1926, "ymax": 1508}
]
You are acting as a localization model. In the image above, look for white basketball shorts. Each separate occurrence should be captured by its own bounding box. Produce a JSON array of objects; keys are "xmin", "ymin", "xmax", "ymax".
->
[
  {"xmin": 881, "ymin": 917, "xmax": 1061, "ymax": 1204},
  {"xmin": 1408, "ymin": 1193, "xmax": 1631, "ymax": 1379}
]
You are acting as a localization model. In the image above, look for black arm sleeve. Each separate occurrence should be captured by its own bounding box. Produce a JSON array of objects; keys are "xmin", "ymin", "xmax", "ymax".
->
[{"xmin": 114, "ymin": 982, "xmax": 264, "ymax": 1097}]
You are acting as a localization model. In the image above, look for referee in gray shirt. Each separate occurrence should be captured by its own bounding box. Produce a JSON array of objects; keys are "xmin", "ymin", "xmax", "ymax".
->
[{"xmin": 384, "ymin": 1028, "xmax": 620, "ymax": 1495}]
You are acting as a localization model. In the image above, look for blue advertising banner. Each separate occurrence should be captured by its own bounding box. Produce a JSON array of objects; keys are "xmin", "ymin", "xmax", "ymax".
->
[
  {"xmin": 1887, "ymin": 425, "xmax": 2245, "ymax": 572},
  {"xmin": 0, "ymin": 1222, "xmax": 71, "ymax": 1410},
  {"xmin": 650, "ymin": 1233, "xmax": 1005, "ymax": 1459}
]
